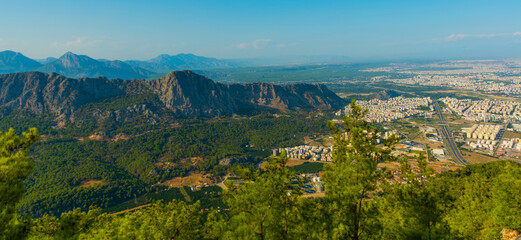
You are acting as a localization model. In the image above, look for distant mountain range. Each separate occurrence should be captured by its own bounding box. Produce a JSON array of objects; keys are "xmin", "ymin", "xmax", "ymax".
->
[
  {"xmin": 38, "ymin": 52, "xmax": 154, "ymax": 79},
  {"xmin": 0, "ymin": 50, "xmax": 354, "ymax": 79},
  {"xmin": 0, "ymin": 70, "xmax": 346, "ymax": 125},
  {"xmin": 0, "ymin": 50, "xmax": 43, "ymax": 73},
  {"xmin": 125, "ymin": 53, "xmax": 237, "ymax": 73},
  {"xmin": 36, "ymin": 57, "xmax": 58, "ymax": 65},
  {"xmin": 0, "ymin": 51, "xmax": 238, "ymax": 79}
]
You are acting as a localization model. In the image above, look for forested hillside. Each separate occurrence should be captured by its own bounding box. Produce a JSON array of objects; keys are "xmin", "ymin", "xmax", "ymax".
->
[
  {"xmin": 9, "ymin": 112, "xmax": 331, "ymax": 217},
  {"xmin": 2, "ymin": 102, "xmax": 521, "ymax": 239}
]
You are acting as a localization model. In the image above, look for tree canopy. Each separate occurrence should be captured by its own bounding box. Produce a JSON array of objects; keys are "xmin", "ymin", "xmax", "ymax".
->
[{"xmin": 2, "ymin": 102, "xmax": 521, "ymax": 239}]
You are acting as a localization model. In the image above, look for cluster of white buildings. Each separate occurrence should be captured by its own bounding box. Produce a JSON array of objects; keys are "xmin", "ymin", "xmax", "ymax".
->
[
  {"xmin": 467, "ymin": 138, "xmax": 521, "ymax": 157},
  {"xmin": 463, "ymin": 124, "xmax": 504, "ymax": 154},
  {"xmin": 463, "ymin": 124, "xmax": 503, "ymax": 140},
  {"xmin": 432, "ymin": 149, "xmax": 445, "ymax": 159},
  {"xmin": 467, "ymin": 140, "xmax": 496, "ymax": 154},
  {"xmin": 498, "ymin": 138, "xmax": 521, "ymax": 151},
  {"xmin": 441, "ymin": 97, "xmax": 521, "ymax": 122},
  {"xmin": 492, "ymin": 138, "xmax": 521, "ymax": 159},
  {"xmin": 342, "ymin": 96, "xmax": 433, "ymax": 123},
  {"xmin": 500, "ymin": 139, "xmax": 515, "ymax": 150},
  {"xmin": 275, "ymin": 145, "xmax": 333, "ymax": 162}
]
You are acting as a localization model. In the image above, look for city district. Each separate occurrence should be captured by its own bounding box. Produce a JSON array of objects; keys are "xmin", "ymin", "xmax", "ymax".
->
[{"xmin": 274, "ymin": 93, "xmax": 521, "ymax": 195}]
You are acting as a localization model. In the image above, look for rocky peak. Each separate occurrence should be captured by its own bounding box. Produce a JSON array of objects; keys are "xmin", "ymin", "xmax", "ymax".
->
[
  {"xmin": 0, "ymin": 70, "xmax": 346, "ymax": 121},
  {"xmin": 149, "ymin": 70, "xmax": 238, "ymax": 116},
  {"xmin": 57, "ymin": 52, "xmax": 100, "ymax": 69}
]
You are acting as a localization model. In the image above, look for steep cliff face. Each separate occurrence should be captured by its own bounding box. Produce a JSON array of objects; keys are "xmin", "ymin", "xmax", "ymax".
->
[
  {"xmin": 227, "ymin": 82, "xmax": 346, "ymax": 111},
  {"xmin": 282, "ymin": 83, "xmax": 347, "ymax": 110},
  {"xmin": 148, "ymin": 70, "xmax": 238, "ymax": 116},
  {"xmin": 0, "ymin": 70, "xmax": 346, "ymax": 121},
  {"xmin": 0, "ymin": 72, "xmax": 129, "ymax": 116}
]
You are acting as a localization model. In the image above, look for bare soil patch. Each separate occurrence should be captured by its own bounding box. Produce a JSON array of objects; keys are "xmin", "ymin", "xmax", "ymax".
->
[
  {"xmin": 88, "ymin": 134, "xmax": 104, "ymax": 141},
  {"xmin": 162, "ymin": 173, "xmax": 213, "ymax": 188},
  {"xmin": 260, "ymin": 158, "xmax": 320, "ymax": 170},
  {"xmin": 80, "ymin": 179, "xmax": 107, "ymax": 188},
  {"xmin": 111, "ymin": 204, "xmax": 151, "ymax": 216},
  {"xmin": 504, "ymin": 131, "xmax": 521, "ymax": 139},
  {"xmin": 461, "ymin": 150, "xmax": 498, "ymax": 164},
  {"xmin": 302, "ymin": 192, "xmax": 326, "ymax": 198}
]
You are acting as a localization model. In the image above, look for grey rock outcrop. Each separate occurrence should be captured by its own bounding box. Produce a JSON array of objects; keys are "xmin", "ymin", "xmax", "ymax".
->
[{"xmin": 0, "ymin": 70, "xmax": 346, "ymax": 121}]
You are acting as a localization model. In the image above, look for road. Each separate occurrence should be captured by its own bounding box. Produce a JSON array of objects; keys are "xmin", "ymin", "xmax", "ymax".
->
[{"xmin": 433, "ymin": 101, "xmax": 470, "ymax": 166}]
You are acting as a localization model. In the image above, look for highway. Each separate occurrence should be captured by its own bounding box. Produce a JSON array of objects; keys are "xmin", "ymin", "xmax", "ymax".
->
[{"xmin": 433, "ymin": 101, "xmax": 470, "ymax": 166}]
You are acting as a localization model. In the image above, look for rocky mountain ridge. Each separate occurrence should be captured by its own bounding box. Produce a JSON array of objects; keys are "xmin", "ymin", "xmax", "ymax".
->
[{"xmin": 0, "ymin": 70, "xmax": 346, "ymax": 124}]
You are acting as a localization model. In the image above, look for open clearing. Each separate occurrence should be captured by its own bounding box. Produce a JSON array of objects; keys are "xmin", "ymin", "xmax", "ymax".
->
[
  {"xmin": 162, "ymin": 173, "xmax": 213, "ymax": 188},
  {"xmin": 461, "ymin": 150, "xmax": 498, "ymax": 164},
  {"xmin": 112, "ymin": 204, "xmax": 151, "ymax": 215},
  {"xmin": 260, "ymin": 158, "xmax": 318, "ymax": 170},
  {"xmin": 80, "ymin": 179, "xmax": 107, "ymax": 188},
  {"xmin": 504, "ymin": 131, "xmax": 521, "ymax": 139}
]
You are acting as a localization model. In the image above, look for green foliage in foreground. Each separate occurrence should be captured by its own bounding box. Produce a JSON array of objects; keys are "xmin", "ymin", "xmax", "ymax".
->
[
  {"xmin": 28, "ymin": 201, "xmax": 202, "ymax": 240},
  {"xmin": 3, "ymin": 101, "xmax": 521, "ymax": 239},
  {"xmin": 0, "ymin": 128, "xmax": 39, "ymax": 240},
  {"xmin": 19, "ymin": 160, "xmax": 521, "ymax": 240}
]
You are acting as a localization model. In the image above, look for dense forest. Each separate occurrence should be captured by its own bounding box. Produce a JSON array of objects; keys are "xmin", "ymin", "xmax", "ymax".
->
[
  {"xmin": 0, "ymin": 111, "xmax": 331, "ymax": 217},
  {"xmin": 2, "ymin": 102, "xmax": 521, "ymax": 239}
]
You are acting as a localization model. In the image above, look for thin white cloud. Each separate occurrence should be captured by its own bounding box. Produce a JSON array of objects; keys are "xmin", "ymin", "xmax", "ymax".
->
[
  {"xmin": 237, "ymin": 39, "xmax": 272, "ymax": 49},
  {"xmin": 237, "ymin": 43, "xmax": 249, "ymax": 49},
  {"xmin": 51, "ymin": 37, "xmax": 104, "ymax": 48},
  {"xmin": 443, "ymin": 32, "xmax": 521, "ymax": 42},
  {"xmin": 252, "ymin": 39, "xmax": 271, "ymax": 49},
  {"xmin": 381, "ymin": 32, "xmax": 521, "ymax": 48}
]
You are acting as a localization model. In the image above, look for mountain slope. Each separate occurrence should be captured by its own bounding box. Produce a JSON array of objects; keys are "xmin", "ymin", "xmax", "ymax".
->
[
  {"xmin": 36, "ymin": 57, "xmax": 58, "ymax": 65},
  {"xmin": 126, "ymin": 53, "xmax": 237, "ymax": 73},
  {"xmin": 149, "ymin": 70, "xmax": 239, "ymax": 116},
  {"xmin": 0, "ymin": 71, "xmax": 346, "ymax": 121},
  {"xmin": 38, "ymin": 52, "xmax": 154, "ymax": 79},
  {"xmin": 0, "ymin": 51, "xmax": 43, "ymax": 73},
  {"xmin": 0, "ymin": 71, "xmax": 131, "ymax": 116},
  {"xmin": 227, "ymin": 82, "xmax": 346, "ymax": 110}
]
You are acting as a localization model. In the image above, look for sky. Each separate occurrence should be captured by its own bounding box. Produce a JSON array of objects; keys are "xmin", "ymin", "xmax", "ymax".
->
[{"xmin": 1, "ymin": 0, "xmax": 521, "ymax": 61}]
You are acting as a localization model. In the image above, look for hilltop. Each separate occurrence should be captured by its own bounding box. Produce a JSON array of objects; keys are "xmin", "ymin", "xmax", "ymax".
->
[{"xmin": 0, "ymin": 70, "xmax": 346, "ymax": 125}]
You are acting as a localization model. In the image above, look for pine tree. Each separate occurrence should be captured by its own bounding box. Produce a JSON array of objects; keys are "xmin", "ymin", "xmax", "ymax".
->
[
  {"xmin": 0, "ymin": 128, "xmax": 39, "ymax": 239},
  {"xmin": 323, "ymin": 100, "xmax": 399, "ymax": 240},
  {"xmin": 208, "ymin": 151, "xmax": 298, "ymax": 240},
  {"xmin": 378, "ymin": 152, "xmax": 452, "ymax": 239}
]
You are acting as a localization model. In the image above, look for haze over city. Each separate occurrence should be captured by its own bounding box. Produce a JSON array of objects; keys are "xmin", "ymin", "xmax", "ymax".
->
[{"xmin": 2, "ymin": 0, "xmax": 521, "ymax": 60}]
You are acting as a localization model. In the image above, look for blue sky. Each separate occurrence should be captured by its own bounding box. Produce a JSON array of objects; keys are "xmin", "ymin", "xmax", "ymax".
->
[{"xmin": 1, "ymin": 0, "xmax": 521, "ymax": 60}]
